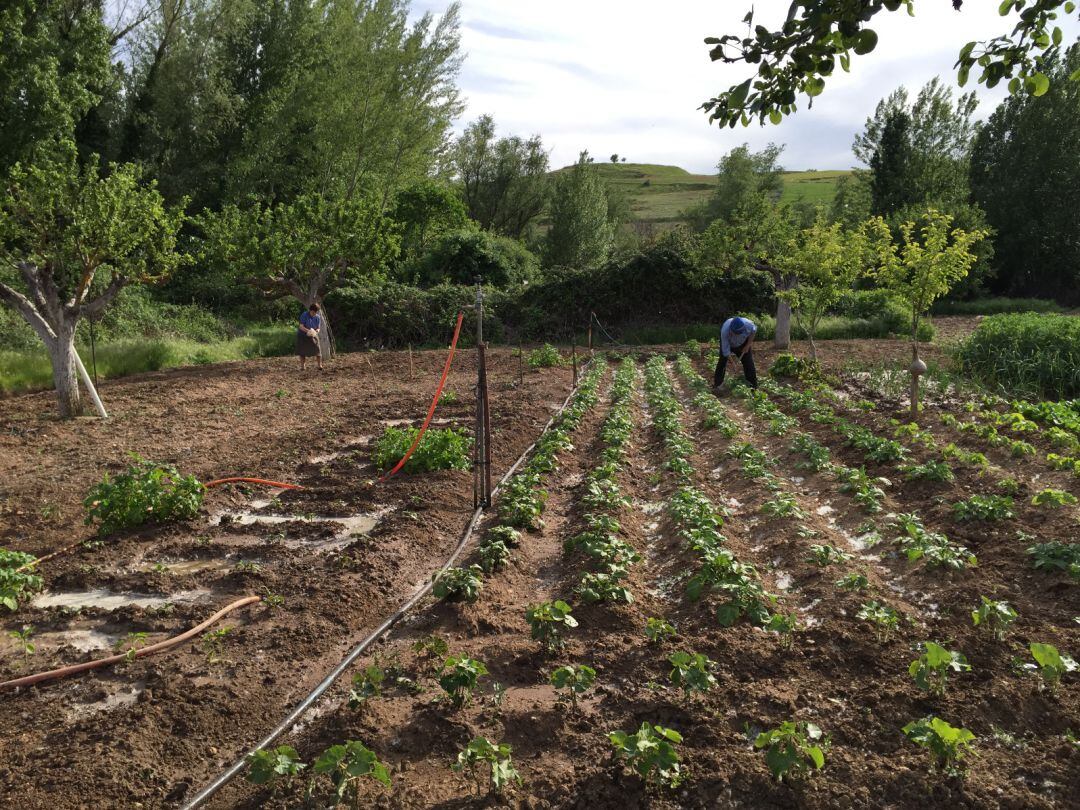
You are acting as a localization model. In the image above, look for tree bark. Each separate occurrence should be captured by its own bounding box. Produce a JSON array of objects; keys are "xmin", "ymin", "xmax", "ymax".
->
[
  {"xmin": 48, "ymin": 331, "xmax": 81, "ymax": 418},
  {"xmin": 772, "ymin": 272, "xmax": 795, "ymax": 350}
]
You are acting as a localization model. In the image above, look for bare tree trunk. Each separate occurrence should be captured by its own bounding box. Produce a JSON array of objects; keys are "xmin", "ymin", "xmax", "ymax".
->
[{"xmin": 48, "ymin": 331, "xmax": 81, "ymax": 418}]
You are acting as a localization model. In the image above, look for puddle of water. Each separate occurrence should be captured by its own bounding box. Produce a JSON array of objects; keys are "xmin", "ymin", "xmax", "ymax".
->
[
  {"xmin": 43, "ymin": 628, "xmax": 120, "ymax": 652},
  {"xmin": 148, "ymin": 559, "xmax": 231, "ymax": 576},
  {"xmin": 33, "ymin": 589, "xmax": 209, "ymax": 611},
  {"xmin": 635, "ymin": 500, "xmax": 664, "ymax": 515},
  {"xmin": 791, "ymin": 476, "xmax": 805, "ymax": 485},
  {"xmin": 727, "ymin": 496, "xmax": 742, "ymax": 509},
  {"xmin": 815, "ymin": 504, "xmax": 835, "ymax": 516},
  {"xmin": 774, "ymin": 571, "xmax": 793, "ymax": 591},
  {"xmin": 381, "ymin": 417, "xmax": 458, "ymax": 427},
  {"xmin": 74, "ymin": 681, "xmax": 146, "ymax": 716}
]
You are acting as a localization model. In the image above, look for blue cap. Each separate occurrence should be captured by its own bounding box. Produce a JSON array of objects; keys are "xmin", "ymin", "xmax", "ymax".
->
[{"xmin": 730, "ymin": 317, "xmax": 749, "ymax": 335}]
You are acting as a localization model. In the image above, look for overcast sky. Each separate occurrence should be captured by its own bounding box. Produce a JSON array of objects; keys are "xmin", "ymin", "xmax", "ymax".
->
[{"xmin": 414, "ymin": 0, "xmax": 1080, "ymax": 174}]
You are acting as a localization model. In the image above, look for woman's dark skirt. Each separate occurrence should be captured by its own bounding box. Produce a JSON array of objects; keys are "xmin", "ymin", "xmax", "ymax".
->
[{"xmin": 296, "ymin": 330, "xmax": 320, "ymax": 357}]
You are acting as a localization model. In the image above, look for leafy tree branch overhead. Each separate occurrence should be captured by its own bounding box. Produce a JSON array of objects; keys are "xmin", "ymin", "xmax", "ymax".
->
[{"xmin": 702, "ymin": 0, "xmax": 1080, "ymax": 128}]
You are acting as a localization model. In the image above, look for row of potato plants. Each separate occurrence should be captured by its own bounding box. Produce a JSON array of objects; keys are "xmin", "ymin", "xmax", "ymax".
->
[
  {"xmin": 430, "ymin": 362, "xmax": 607, "ymax": 603},
  {"xmin": 563, "ymin": 357, "xmax": 640, "ymax": 605},
  {"xmin": 693, "ymin": 358, "xmax": 1078, "ymax": 777},
  {"xmin": 763, "ymin": 372, "xmax": 1080, "ymax": 582}
]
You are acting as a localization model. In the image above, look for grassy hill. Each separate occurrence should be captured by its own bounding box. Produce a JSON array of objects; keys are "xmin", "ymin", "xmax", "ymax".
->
[{"xmin": 561, "ymin": 162, "xmax": 851, "ymax": 230}]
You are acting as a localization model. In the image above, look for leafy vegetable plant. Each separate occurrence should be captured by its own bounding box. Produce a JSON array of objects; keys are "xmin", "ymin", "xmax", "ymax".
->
[
  {"xmin": 432, "ymin": 565, "xmax": 483, "ymax": 603},
  {"xmin": 835, "ymin": 573, "xmax": 869, "ymax": 591},
  {"xmin": 525, "ymin": 600, "xmax": 578, "ymax": 652},
  {"xmin": 807, "ymin": 544, "xmax": 851, "ymax": 567},
  {"xmin": 348, "ymin": 663, "xmax": 385, "ymax": 708},
  {"xmin": 1031, "ymin": 488, "xmax": 1078, "ymax": 508},
  {"xmin": 84, "ymin": 456, "xmax": 204, "ymax": 537},
  {"xmin": 1029, "ymin": 642, "xmax": 1077, "ymax": 694},
  {"xmin": 478, "ymin": 536, "xmax": 511, "ymax": 573},
  {"xmin": 971, "ymin": 597, "xmax": 1017, "ymax": 640},
  {"xmin": 902, "ymin": 716, "xmax": 976, "ymax": 776},
  {"xmin": 246, "ymin": 745, "xmax": 306, "ymax": 786},
  {"xmin": 372, "ymin": 426, "xmax": 472, "ymax": 473},
  {"xmin": 909, "ymin": 642, "xmax": 971, "ymax": 696},
  {"xmin": 754, "ymin": 721, "xmax": 828, "ymax": 781},
  {"xmin": 527, "ymin": 343, "xmax": 563, "ymax": 368},
  {"xmin": 550, "ymin": 664, "xmax": 596, "ymax": 710},
  {"xmin": 452, "ymin": 737, "xmax": 521, "ymax": 795},
  {"xmin": 438, "ymin": 655, "xmax": 488, "ymax": 708},
  {"xmin": 0, "ymin": 549, "xmax": 43, "ymax": 611},
  {"xmin": 667, "ymin": 651, "xmax": 717, "ymax": 699},
  {"xmin": 609, "ymin": 723, "xmax": 685, "ymax": 788},
  {"xmin": 857, "ymin": 601, "xmax": 900, "ymax": 643},
  {"xmin": 1027, "ymin": 541, "xmax": 1080, "ymax": 580},
  {"xmin": 645, "ymin": 617, "xmax": 677, "ymax": 643},
  {"xmin": 498, "ymin": 472, "xmax": 548, "ymax": 530},
  {"xmin": 8, "ymin": 624, "xmax": 34, "ymax": 656},
  {"xmin": 952, "ymin": 494, "xmax": 1014, "ymax": 522},
  {"xmin": 313, "ymin": 740, "xmax": 391, "ymax": 802}
]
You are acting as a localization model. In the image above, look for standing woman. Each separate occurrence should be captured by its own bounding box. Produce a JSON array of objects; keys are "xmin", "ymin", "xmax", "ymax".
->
[{"xmin": 297, "ymin": 303, "xmax": 323, "ymax": 371}]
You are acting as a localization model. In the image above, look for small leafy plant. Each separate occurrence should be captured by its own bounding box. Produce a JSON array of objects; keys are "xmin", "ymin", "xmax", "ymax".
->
[
  {"xmin": 645, "ymin": 617, "xmax": 677, "ymax": 643},
  {"xmin": 527, "ymin": 343, "xmax": 563, "ymax": 368},
  {"xmin": 835, "ymin": 572, "xmax": 869, "ymax": 591},
  {"xmin": 0, "ymin": 549, "xmax": 43, "ymax": 611},
  {"xmin": 498, "ymin": 473, "xmax": 548, "ymax": 530},
  {"xmin": 609, "ymin": 722, "xmax": 685, "ymax": 788},
  {"xmin": 550, "ymin": 664, "xmax": 597, "ymax": 710},
  {"xmin": 901, "ymin": 459, "xmax": 955, "ymax": 483},
  {"xmin": 857, "ymin": 601, "xmax": 900, "ymax": 643},
  {"xmin": 909, "ymin": 642, "xmax": 971, "ymax": 697},
  {"xmin": 667, "ymin": 651, "xmax": 717, "ymax": 699},
  {"xmin": 1029, "ymin": 642, "xmax": 1077, "ymax": 693},
  {"xmin": 766, "ymin": 612, "xmax": 799, "ymax": 648},
  {"xmin": 202, "ymin": 626, "xmax": 232, "ymax": 664},
  {"xmin": 807, "ymin": 544, "xmax": 851, "ymax": 567},
  {"xmin": 971, "ymin": 597, "xmax": 1017, "ymax": 640},
  {"xmin": 348, "ymin": 663, "xmax": 385, "ymax": 708},
  {"xmin": 526, "ymin": 600, "xmax": 578, "ymax": 652},
  {"xmin": 313, "ymin": 740, "xmax": 390, "ymax": 802},
  {"xmin": 84, "ymin": 456, "xmax": 204, "ymax": 537},
  {"xmin": 452, "ymin": 737, "xmax": 521, "ymax": 795},
  {"xmin": 952, "ymin": 494, "xmax": 1014, "ymax": 522},
  {"xmin": 246, "ymin": 745, "xmax": 306, "ymax": 786},
  {"xmin": 432, "ymin": 565, "xmax": 483, "ymax": 603},
  {"xmin": 754, "ymin": 721, "xmax": 828, "ymax": 781},
  {"xmin": 372, "ymin": 426, "xmax": 472, "ymax": 473},
  {"xmin": 411, "ymin": 634, "xmax": 449, "ymax": 671},
  {"xmin": 1031, "ymin": 488, "xmax": 1078, "ymax": 508},
  {"xmin": 902, "ymin": 716, "xmax": 976, "ymax": 776},
  {"xmin": 439, "ymin": 655, "xmax": 488, "ymax": 707},
  {"xmin": 477, "ymin": 536, "xmax": 511, "ymax": 573},
  {"xmin": 8, "ymin": 624, "xmax": 35, "ymax": 656},
  {"xmin": 1027, "ymin": 541, "xmax": 1080, "ymax": 580}
]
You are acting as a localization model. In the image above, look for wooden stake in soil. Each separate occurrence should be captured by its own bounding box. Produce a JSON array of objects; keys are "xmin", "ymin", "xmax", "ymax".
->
[
  {"xmin": 408, "ymin": 344, "xmax": 415, "ymax": 379},
  {"xmin": 366, "ymin": 354, "xmax": 379, "ymax": 397},
  {"xmin": 571, "ymin": 343, "xmax": 578, "ymax": 385},
  {"xmin": 588, "ymin": 314, "xmax": 593, "ymax": 355},
  {"xmin": 518, "ymin": 341, "xmax": 524, "ymax": 386}
]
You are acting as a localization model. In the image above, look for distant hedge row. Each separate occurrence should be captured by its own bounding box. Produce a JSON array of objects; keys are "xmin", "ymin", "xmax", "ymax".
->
[{"xmin": 958, "ymin": 313, "xmax": 1080, "ymax": 398}]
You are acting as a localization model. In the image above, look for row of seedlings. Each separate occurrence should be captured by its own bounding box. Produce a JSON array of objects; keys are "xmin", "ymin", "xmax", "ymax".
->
[
  {"xmin": 564, "ymin": 358, "xmax": 641, "ymax": 606},
  {"xmin": 762, "ymin": 375, "xmax": 1080, "ymax": 580},
  {"xmin": 675, "ymin": 354, "xmax": 888, "ymax": 621},
  {"xmin": 433, "ymin": 362, "xmax": 607, "ymax": 602}
]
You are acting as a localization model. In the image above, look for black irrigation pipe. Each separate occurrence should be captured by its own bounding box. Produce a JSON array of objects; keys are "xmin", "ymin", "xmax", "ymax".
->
[{"xmin": 182, "ymin": 361, "xmax": 595, "ymax": 809}]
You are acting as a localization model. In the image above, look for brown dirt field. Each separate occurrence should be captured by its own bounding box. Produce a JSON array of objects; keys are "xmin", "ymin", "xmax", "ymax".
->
[
  {"xmin": 3, "ymin": 325, "xmax": 1077, "ymax": 809},
  {"xmin": 0, "ymin": 347, "xmax": 576, "ymax": 808}
]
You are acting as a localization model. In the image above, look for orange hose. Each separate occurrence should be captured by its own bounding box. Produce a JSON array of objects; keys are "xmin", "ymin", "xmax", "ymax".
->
[
  {"xmin": 203, "ymin": 478, "xmax": 304, "ymax": 490},
  {"xmin": 379, "ymin": 311, "xmax": 465, "ymax": 482},
  {"xmin": 0, "ymin": 595, "xmax": 261, "ymax": 691},
  {"xmin": 14, "ymin": 538, "xmax": 84, "ymax": 573}
]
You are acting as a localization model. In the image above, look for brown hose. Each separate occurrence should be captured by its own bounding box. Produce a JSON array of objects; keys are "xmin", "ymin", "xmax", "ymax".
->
[
  {"xmin": 14, "ymin": 537, "xmax": 84, "ymax": 573},
  {"xmin": 0, "ymin": 595, "xmax": 261, "ymax": 691},
  {"xmin": 203, "ymin": 478, "xmax": 304, "ymax": 490}
]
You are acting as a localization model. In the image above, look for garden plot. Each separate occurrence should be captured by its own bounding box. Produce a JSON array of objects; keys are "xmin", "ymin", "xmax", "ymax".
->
[
  {"xmin": 0, "ymin": 347, "xmax": 576, "ymax": 809},
  {"xmin": 201, "ymin": 354, "xmax": 1074, "ymax": 809}
]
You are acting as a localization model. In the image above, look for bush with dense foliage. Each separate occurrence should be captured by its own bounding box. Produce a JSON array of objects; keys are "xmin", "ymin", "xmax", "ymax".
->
[{"xmin": 958, "ymin": 313, "xmax": 1080, "ymax": 399}]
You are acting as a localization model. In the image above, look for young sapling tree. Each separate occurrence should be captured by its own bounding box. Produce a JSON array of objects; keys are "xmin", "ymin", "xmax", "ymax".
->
[{"xmin": 865, "ymin": 209, "xmax": 986, "ymax": 418}]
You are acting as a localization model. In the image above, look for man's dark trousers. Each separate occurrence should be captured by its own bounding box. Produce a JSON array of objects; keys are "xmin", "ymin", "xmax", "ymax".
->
[{"xmin": 714, "ymin": 349, "xmax": 758, "ymax": 388}]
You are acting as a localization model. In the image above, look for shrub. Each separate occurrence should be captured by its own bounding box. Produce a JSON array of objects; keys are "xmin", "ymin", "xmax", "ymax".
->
[
  {"xmin": 84, "ymin": 457, "xmax": 204, "ymax": 537},
  {"xmin": 933, "ymin": 297, "xmax": 1063, "ymax": 316},
  {"xmin": 0, "ymin": 549, "xmax": 43, "ymax": 611},
  {"xmin": 527, "ymin": 343, "xmax": 563, "ymax": 368},
  {"xmin": 957, "ymin": 313, "xmax": 1080, "ymax": 399},
  {"xmin": 413, "ymin": 228, "xmax": 539, "ymax": 288},
  {"xmin": 372, "ymin": 426, "xmax": 472, "ymax": 473}
]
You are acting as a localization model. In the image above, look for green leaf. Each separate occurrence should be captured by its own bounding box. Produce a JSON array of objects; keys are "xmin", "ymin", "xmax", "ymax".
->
[
  {"xmin": 729, "ymin": 78, "xmax": 752, "ymax": 108},
  {"xmin": 853, "ymin": 29, "xmax": 878, "ymax": 56},
  {"xmin": 769, "ymin": 109, "xmax": 783, "ymax": 125},
  {"xmin": 1028, "ymin": 72, "xmax": 1051, "ymax": 97}
]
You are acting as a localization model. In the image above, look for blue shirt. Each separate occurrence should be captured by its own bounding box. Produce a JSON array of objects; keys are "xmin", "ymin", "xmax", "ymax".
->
[
  {"xmin": 721, "ymin": 317, "xmax": 756, "ymax": 357},
  {"xmin": 299, "ymin": 311, "xmax": 321, "ymax": 331}
]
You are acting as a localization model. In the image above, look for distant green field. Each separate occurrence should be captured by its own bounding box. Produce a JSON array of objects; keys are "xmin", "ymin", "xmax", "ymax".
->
[{"xmin": 556, "ymin": 162, "xmax": 851, "ymax": 230}]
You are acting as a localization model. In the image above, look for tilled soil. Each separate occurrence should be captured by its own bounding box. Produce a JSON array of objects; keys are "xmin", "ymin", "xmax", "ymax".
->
[
  {"xmin": 0, "ymin": 347, "xmax": 577, "ymax": 808},
  {"xmin": 219, "ymin": 351, "xmax": 1076, "ymax": 810}
]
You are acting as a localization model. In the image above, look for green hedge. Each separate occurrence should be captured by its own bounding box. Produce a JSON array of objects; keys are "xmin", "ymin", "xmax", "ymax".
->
[
  {"xmin": 957, "ymin": 313, "xmax": 1080, "ymax": 398},
  {"xmin": 933, "ymin": 297, "xmax": 1065, "ymax": 316}
]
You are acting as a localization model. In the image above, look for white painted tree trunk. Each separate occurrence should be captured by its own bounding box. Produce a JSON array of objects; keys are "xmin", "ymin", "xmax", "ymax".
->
[
  {"xmin": 774, "ymin": 299, "xmax": 792, "ymax": 350},
  {"xmin": 48, "ymin": 331, "xmax": 81, "ymax": 418},
  {"xmin": 317, "ymin": 309, "xmax": 332, "ymax": 362}
]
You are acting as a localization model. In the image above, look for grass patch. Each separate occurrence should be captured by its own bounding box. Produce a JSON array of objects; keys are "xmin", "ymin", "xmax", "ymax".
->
[
  {"xmin": 934, "ymin": 297, "xmax": 1064, "ymax": 316},
  {"xmin": 0, "ymin": 327, "xmax": 294, "ymax": 396},
  {"xmin": 957, "ymin": 312, "xmax": 1080, "ymax": 399}
]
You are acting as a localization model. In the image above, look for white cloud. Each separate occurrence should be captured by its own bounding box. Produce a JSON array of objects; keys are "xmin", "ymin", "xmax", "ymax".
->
[{"xmin": 416, "ymin": 0, "xmax": 1079, "ymax": 174}]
